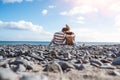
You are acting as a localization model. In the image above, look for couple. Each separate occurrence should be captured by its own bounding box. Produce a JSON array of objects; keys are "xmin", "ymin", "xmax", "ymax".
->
[{"xmin": 49, "ymin": 24, "xmax": 75, "ymax": 46}]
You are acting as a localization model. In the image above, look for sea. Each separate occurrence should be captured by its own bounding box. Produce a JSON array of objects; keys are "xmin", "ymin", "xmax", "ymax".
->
[{"xmin": 0, "ymin": 41, "xmax": 120, "ymax": 46}]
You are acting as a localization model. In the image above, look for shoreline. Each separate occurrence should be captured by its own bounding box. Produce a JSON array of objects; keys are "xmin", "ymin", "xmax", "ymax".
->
[
  {"xmin": 0, "ymin": 44, "xmax": 120, "ymax": 80},
  {"xmin": 0, "ymin": 41, "xmax": 120, "ymax": 46}
]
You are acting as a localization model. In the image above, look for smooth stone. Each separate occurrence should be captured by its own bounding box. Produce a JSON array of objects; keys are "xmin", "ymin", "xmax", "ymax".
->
[
  {"xmin": 49, "ymin": 51, "xmax": 58, "ymax": 57},
  {"xmin": 20, "ymin": 75, "xmax": 48, "ymax": 80},
  {"xmin": 0, "ymin": 56, "xmax": 3, "ymax": 60},
  {"xmin": 73, "ymin": 64, "xmax": 85, "ymax": 70},
  {"xmin": 1, "ymin": 63, "xmax": 9, "ymax": 68},
  {"xmin": 43, "ymin": 61, "xmax": 62, "ymax": 73},
  {"xmin": 0, "ymin": 68, "xmax": 18, "ymax": 80},
  {"xmin": 108, "ymin": 71, "xmax": 120, "ymax": 76},
  {"xmin": 100, "ymin": 59, "xmax": 111, "ymax": 63},
  {"xmin": 9, "ymin": 59, "xmax": 33, "ymax": 70},
  {"xmin": 28, "ymin": 53, "xmax": 43, "ymax": 61},
  {"xmin": 112, "ymin": 57, "xmax": 120, "ymax": 65},
  {"xmin": 9, "ymin": 52, "xmax": 16, "ymax": 57},
  {"xmin": 100, "ymin": 63, "xmax": 116, "ymax": 69},
  {"xmin": 90, "ymin": 59, "xmax": 103, "ymax": 67},
  {"xmin": 16, "ymin": 64, "xmax": 26, "ymax": 72},
  {"xmin": 58, "ymin": 61, "xmax": 75, "ymax": 71}
]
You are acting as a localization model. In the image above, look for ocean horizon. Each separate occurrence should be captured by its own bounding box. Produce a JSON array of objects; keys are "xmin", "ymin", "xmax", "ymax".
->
[{"xmin": 0, "ymin": 41, "xmax": 120, "ymax": 46}]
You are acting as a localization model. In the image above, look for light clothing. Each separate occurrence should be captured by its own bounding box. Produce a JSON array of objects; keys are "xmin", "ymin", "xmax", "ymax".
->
[{"xmin": 53, "ymin": 31, "xmax": 66, "ymax": 45}]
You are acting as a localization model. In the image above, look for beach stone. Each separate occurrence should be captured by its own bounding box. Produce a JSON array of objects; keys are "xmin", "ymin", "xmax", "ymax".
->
[
  {"xmin": 1, "ymin": 63, "xmax": 10, "ymax": 68},
  {"xmin": 43, "ymin": 61, "xmax": 62, "ymax": 73},
  {"xmin": 28, "ymin": 53, "xmax": 43, "ymax": 61},
  {"xmin": 58, "ymin": 61, "xmax": 75, "ymax": 71},
  {"xmin": 0, "ymin": 56, "xmax": 3, "ymax": 60},
  {"xmin": 63, "ymin": 52, "xmax": 72, "ymax": 60},
  {"xmin": 100, "ymin": 63, "xmax": 116, "ymax": 69},
  {"xmin": 100, "ymin": 59, "xmax": 111, "ymax": 63},
  {"xmin": 49, "ymin": 51, "xmax": 58, "ymax": 57},
  {"xmin": 82, "ymin": 56, "xmax": 90, "ymax": 64},
  {"xmin": 20, "ymin": 75, "xmax": 48, "ymax": 80},
  {"xmin": 16, "ymin": 64, "xmax": 26, "ymax": 72},
  {"xmin": 74, "ymin": 64, "xmax": 85, "ymax": 70},
  {"xmin": 112, "ymin": 57, "xmax": 120, "ymax": 65},
  {"xmin": 108, "ymin": 71, "xmax": 120, "ymax": 76},
  {"xmin": 9, "ymin": 52, "xmax": 16, "ymax": 57},
  {"xmin": 0, "ymin": 68, "xmax": 18, "ymax": 80},
  {"xmin": 9, "ymin": 59, "xmax": 33, "ymax": 70},
  {"xmin": 90, "ymin": 59, "xmax": 103, "ymax": 67},
  {"xmin": 111, "ymin": 54, "xmax": 117, "ymax": 58}
]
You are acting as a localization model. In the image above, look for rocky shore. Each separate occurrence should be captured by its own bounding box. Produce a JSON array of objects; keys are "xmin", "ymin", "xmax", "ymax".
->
[{"xmin": 0, "ymin": 44, "xmax": 120, "ymax": 80}]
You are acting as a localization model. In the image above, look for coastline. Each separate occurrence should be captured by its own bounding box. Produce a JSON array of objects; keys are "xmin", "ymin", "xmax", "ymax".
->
[
  {"xmin": 0, "ymin": 44, "xmax": 120, "ymax": 80},
  {"xmin": 0, "ymin": 41, "xmax": 120, "ymax": 46}
]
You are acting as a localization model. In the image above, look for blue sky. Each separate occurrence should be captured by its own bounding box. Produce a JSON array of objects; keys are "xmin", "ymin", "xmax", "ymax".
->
[{"xmin": 0, "ymin": 0, "xmax": 120, "ymax": 42}]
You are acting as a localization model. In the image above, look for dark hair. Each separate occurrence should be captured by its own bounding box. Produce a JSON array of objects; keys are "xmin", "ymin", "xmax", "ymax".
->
[
  {"xmin": 66, "ymin": 31, "xmax": 74, "ymax": 35},
  {"xmin": 62, "ymin": 27, "xmax": 67, "ymax": 32}
]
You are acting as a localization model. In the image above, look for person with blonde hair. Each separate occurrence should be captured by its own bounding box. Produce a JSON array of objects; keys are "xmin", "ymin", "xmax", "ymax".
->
[{"xmin": 65, "ymin": 24, "xmax": 75, "ymax": 45}]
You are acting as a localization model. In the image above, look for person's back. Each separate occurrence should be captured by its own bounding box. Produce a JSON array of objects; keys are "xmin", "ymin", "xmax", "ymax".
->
[
  {"xmin": 65, "ymin": 24, "xmax": 75, "ymax": 45},
  {"xmin": 53, "ymin": 31, "xmax": 65, "ymax": 45},
  {"xmin": 65, "ymin": 31, "xmax": 75, "ymax": 45},
  {"xmin": 49, "ymin": 28, "xmax": 66, "ymax": 46}
]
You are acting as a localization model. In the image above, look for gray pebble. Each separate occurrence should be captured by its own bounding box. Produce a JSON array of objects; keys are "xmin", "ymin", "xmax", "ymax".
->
[
  {"xmin": 112, "ymin": 57, "xmax": 120, "ymax": 65},
  {"xmin": 0, "ymin": 68, "xmax": 18, "ymax": 80},
  {"xmin": 20, "ymin": 75, "xmax": 48, "ymax": 80}
]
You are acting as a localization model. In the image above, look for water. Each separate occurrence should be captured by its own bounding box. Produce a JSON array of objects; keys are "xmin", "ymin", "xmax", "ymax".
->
[
  {"xmin": 0, "ymin": 41, "xmax": 50, "ymax": 45},
  {"xmin": 0, "ymin": 41, "xmax": 120, "ymax": 46}
]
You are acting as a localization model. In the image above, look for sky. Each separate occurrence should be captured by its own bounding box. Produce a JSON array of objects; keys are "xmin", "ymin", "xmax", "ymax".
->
[{"xmin": 0, "ymin": 0, "xmax": 120, "ymax": 42}]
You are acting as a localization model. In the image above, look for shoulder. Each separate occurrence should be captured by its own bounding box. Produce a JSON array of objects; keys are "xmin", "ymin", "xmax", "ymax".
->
[{"xmin": 54, "ymin": 32, "xmax": 65, "ymax": 36}]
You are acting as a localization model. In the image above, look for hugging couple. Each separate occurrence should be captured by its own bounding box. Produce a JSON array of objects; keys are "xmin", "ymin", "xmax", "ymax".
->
[{"xmin": 49, "ymin": 24, "xmax": 75, "ymax": 46}]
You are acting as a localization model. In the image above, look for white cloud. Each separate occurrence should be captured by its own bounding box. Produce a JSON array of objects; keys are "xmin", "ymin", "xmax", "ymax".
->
[
  {"xmin": 0, "ymin": 20, "xmax": 52, "ymax": 41},
  {"xmin": 2, "ymin": 0, "xmax": 33, "ymax": 3},
  {"xmin": 72, "ymin": 27, "xmax": 120, "ymax": 42},
  {"xmin": 2, "ymin": 0, "xmax": 23, "ymax": 3},
  {"xmin": 114, "ymin": 14, "xmax": 120, "ymax": 31},
  {"xmin": 62, "ymin": 0, "xmax": 120, "ymax": 16},
  {"xmin": 25, "ymin": 0, "xmax": 33, "ymax": 2},
  {"xmin": 60, "ymin": 5, "xmax": 98, "ymax": 16},
  {"xmin": 76, "ymin": 16, "xmax": 85, "ymax": 24},
  {"xmin": 0, "ymin": 20, "xmax": 51, "ymax": 35},
  {"xmin": 41, "ymin": 9, "xmax": 48, "ymax": 15},
  {"xmin": 109, "ymin": 2, "xmax": 120, "ymax": 13},
  {"xmin": 48, "ymin": 5, "xmax": 56, "ymax": 9}
]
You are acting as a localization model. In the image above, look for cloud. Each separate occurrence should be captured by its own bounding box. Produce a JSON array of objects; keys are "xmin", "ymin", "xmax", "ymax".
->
[
  {"xmin": 75, "ymin": 16, "xmax": 85, "ymax": 24},
  {"xmin": 60, "ymin": 5, "xmax": 98, "ymax": 16},
  {"xmin": 72, "ymin": 27, "xmax": 120, "ymax": 42},
  {"xmin": 2, "ymin": 0, "xmax": 23, "ymax": 3},
  {"xmin": 109, "ymin": 2, "xmax": 120, "ymax": 14},
  {"xmin": 41, "ymin": 9, "xmax": 48, "ymax": 15},
  {"xmin": 114, "ymin": 14, "xmax": 120, "ymax": 32},
  {"xmin": 0, "ymin": 20, "xmax": 52, "ymax": 41},
  {"xmin": 2, "ymin": 0, "xmax": 33, "ymax": 3},
  {"xmin": 0, "ymin": 20, "xmax": 51, "ymax": 35},
  {"xmin": 25, "ymin": 0, "xmax": 33, "ymax": 2},
  {"xmin": 62, "ymin": 0, "xmax": 120, "ymax": 16},
  {"xmin": 48, "ymin": 5, "xmax": 56, "ymax": 9}
]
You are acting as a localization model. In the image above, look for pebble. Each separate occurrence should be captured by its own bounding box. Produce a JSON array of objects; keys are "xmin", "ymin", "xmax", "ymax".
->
[
  {"xmin": 0, "ymin": 68, "xmax": 18, "ymax": 80},
  {"xmin": 20, "ymin": 75, "xmax": 48, "ymax": 80},
  {"xmin": 112, "ymin": 57, "xmax": 120, "ymax": 65},
  {"xmin": 0, "ymin": 44, "xmax": 120, "ymax": 80}
]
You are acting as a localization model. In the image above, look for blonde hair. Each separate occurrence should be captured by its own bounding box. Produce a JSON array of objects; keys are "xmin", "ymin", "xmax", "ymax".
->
[{"xmin": 66, "ymin": 24, "xmax": 70, "ymax": 31}]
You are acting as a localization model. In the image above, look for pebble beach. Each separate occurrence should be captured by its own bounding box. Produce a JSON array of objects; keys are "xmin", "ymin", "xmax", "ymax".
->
[{"xmin": 0, "ymin": 44, "xmax": 120, "ymax": 80}]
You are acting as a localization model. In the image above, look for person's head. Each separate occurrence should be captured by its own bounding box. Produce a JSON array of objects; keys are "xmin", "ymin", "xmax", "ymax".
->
[
  {"xmin": 62, "ymin": 27, "xmax": 67, "ymax": 33},
  {"xmin": 66, "ymin": 24, "xmax": 70, "ymax": 31},
  {"xmin": 66, "ymin": 31, "xmax": 74, "ymax": 35}
]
